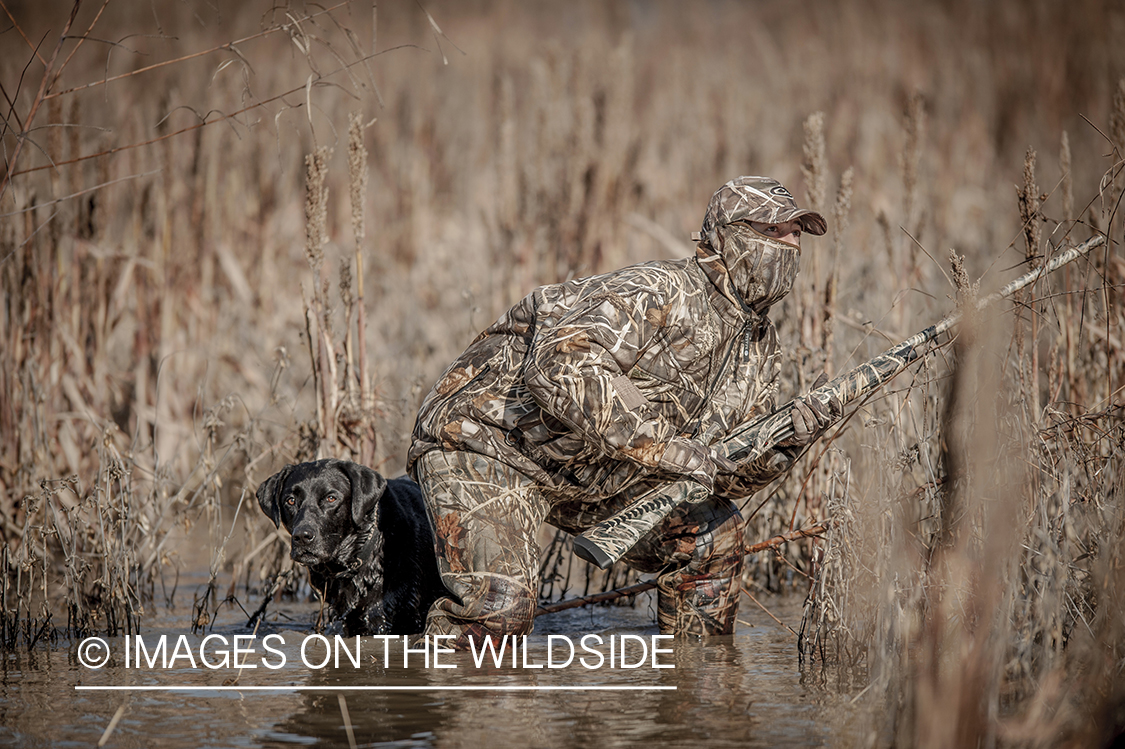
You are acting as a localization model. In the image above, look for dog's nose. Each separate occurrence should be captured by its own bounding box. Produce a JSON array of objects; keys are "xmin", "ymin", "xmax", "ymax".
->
[{"xmin": 294, "ymin": 527, "xmax": 315, "ymax": 545}]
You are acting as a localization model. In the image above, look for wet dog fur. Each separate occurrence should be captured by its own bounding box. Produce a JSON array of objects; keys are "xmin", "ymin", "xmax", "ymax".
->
[{"xmin": 256, "ymin": 459, "xmax": 446, "ymax": 635}]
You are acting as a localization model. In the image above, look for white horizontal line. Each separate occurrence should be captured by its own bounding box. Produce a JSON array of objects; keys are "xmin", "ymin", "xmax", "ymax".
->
[{"xmin": 76, "ymin": 685, "xmax": 675, "ymax": 692}]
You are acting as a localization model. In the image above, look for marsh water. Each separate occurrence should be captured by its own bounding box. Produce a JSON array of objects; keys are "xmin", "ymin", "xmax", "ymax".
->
[{"xmin": 1, "ymin": 584, "xmax": 866, "ymax": 748}]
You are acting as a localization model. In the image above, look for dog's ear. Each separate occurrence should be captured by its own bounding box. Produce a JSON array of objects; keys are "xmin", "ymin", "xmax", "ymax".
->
[
  {"xmin": 256, "ymin": 465, "xmax": 293, "ymax": 528},
  {"xmin": 338, "ymin": 461, "xmax": 386, "ymax": 527}
]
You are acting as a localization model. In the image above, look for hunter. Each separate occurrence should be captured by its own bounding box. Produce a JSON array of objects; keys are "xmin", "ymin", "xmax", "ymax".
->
[{"xmin": 407, "ymin": 176, "xmax": 835, "ymax": 645}]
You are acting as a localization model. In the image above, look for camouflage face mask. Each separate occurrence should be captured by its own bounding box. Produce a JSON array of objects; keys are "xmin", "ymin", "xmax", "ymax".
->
[{"xmin": 714, "ymin": 222, "xmax": 801, "ymax": 312}]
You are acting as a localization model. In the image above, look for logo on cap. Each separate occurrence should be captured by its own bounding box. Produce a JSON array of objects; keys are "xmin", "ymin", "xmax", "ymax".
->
[{"xmin": 769, "ymin": 186, "xmax": 793, "ymax": 199}]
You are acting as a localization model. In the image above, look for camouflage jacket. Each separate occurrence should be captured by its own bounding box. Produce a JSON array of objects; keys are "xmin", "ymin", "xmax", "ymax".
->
[{"xmin": 407, "ymin": 244, "xmax": 798, "ymax": 502}]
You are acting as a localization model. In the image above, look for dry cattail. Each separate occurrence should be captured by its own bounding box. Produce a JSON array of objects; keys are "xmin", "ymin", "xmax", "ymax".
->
[
  {"xmin": 605, "ymin": 36, "xmax": 635, "ymax": 164},
  {"xmin": 67, "ymin": 97, "xmax": 81, "ymax": 196},
  {"xmin": 304, "ymin": 145, "xmax": 332, "ymax": 275},
  {"xmin": 1015, "ymin": 147, "xmax": 1041, "ymax": 418},
  {"xmin": 831, "ymin": 166, "xmax": 854, "ymax": 254},
  {"xmin": 1110, "ymin": 78, "xmax": 1125, "ymax": 217},
  {"xmin": 1047, "ymin": 342, "xmax": 1060, "ymax": 405},
  {"xmin": 901, "ymin": 91, "xmax": 925, "ymax": 224},
  {"xmin": 339, "ymin": 257, "xmax": 354, "ymax": 311},
  {"xmin": 339, "ymin": 255, "xmax": 357, "ymax": 407},
  {"xmin": 949, "ymin": 248, "xmax": 977, "ymax": 307},
  {"xmin": 877, "ymin": 208, "xmax": 893, "ymax": 266},
  {"xmin": 1060, "ymin": 131, "xmax": 1074, "ymax": 227},
  {"xmin": 347, "ymin": 113, "xmax": 368, "ymax": 246},
  {"xmin": 1017, "ymin": 147, "xmax": 1041, "ymax": 265},
  {"xmin": 1110, "ymin": 77, "xmax": 1125, "ymax": 157},
  {"xmin": 823, "ymin": 167, "xmax": 854, "ymax": 363},
  {"xmin": 497, "ymin": 73, "xmax": 518, "ymax": 232},
  {"xmin": 527, "ymin": 57, "xmax": 550, "ymax": 233},
  {"xmin": 801, "ymin": 111, "xmax": 827, "ymax": 213},
  {"xmin": 47, "ymin": 98, "xmax": 63, "ymax": 196}
]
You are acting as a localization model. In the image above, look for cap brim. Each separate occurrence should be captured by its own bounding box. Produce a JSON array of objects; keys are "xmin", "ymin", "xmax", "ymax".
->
[
  {"xmin": 791, "ymin": 209, "xmax": 827, "ymax": 236},
  {"xmin": 742, "ymin": 205, "xmax": 828, "ymax": 236}
]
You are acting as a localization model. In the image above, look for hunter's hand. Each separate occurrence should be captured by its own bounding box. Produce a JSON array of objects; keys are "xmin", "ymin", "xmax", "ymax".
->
[{"xmin": 782, "ymin": 373, "xmax": 842, "ymax": 448}]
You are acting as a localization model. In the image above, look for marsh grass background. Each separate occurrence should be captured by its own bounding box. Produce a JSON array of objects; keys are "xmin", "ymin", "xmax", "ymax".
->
[{"xmin": 2, "ymin": 0, "xmax": 1124, "ymax": 744}]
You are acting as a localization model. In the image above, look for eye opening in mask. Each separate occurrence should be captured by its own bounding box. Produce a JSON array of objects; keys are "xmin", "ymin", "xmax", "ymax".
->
[{"xmin": 729, "ymin": 220, "xmax": 803, "ymax": 250}]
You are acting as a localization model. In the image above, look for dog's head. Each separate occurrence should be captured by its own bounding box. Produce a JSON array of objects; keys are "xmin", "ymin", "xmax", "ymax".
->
[{"xmin": 256, "ymin": 459, "xmax": 387, "ymax": 570}]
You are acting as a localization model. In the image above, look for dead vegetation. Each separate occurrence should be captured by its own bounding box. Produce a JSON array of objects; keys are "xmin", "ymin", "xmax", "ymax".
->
[{"xmin": 1, "ymin": 0, "xmax": 1123, "ymax": 744}]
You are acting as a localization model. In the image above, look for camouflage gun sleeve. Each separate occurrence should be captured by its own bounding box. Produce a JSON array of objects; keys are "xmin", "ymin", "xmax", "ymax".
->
[{"xmin": 572, "ymin": 234, "xmax": 1107, "ymax": 569}]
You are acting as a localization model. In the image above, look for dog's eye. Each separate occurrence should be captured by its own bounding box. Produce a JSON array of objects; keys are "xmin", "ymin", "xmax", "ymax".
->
[
  {"xmin": 326, "ymin": 494, "xmax": 338, "ymax": 503},
  {"xmin": 286, "ymin": 497, "xmax": 295, "ymax": 506}
]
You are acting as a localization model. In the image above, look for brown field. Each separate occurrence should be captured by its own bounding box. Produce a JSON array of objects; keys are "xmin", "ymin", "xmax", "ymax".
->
[{"xmin": 2, "ymin": 0, "xmax": 1123, "ymax": 745}]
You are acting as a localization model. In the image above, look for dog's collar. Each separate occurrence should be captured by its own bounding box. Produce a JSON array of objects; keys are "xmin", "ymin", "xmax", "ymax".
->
[{"xmin": 336, "ymin": 524, "xmax": 377, "ymax": 578}]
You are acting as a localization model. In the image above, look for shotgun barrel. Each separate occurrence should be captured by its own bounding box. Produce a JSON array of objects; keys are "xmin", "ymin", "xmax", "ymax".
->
[{"xmin": 573, "ymin": 234, "xmax": 1107, "ymax": 569}]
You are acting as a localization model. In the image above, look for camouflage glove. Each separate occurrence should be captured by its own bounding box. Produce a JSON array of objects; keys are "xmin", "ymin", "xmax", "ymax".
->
[
  {"xmin": 658, "ymin": 437, "xmax": 738, "ymax": 498},
  {"xmin": 781, "ymin": 373, "xmax": 842, "ymax": 448}
]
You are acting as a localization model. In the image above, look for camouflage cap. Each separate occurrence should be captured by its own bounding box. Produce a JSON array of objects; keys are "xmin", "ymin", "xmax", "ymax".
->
[{"xmin": 698, "ymin": 176, "xmax": 827, "ymax": 242}]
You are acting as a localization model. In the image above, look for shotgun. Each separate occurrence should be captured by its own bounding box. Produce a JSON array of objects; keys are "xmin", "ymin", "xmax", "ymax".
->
[{"xmin": 572, "ymin": 234, "xmax": 1107, "ymax": 569}]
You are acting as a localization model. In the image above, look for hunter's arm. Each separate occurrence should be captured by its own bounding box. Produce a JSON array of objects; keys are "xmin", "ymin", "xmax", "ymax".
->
[{"xmin": 524, "ymin": 279, "xmax": 720, "ymax": 487}]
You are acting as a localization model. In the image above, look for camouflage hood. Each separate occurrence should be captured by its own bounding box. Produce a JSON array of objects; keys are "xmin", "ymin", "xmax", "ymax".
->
[{"xmin": 697, "ymin": 176, "xmax": 825, "ymax": 314}]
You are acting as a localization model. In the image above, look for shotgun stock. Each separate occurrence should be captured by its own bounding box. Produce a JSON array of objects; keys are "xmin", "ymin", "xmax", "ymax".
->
[{"xmin": 573, "ymin": 234, "xmax": 1106, "ymax": 569}]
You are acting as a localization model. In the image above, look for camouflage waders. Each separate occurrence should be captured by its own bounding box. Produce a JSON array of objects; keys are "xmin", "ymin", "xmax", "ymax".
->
[{"xmin": 415, "ymin": 449, "xmax": 743, "ymax": 644}]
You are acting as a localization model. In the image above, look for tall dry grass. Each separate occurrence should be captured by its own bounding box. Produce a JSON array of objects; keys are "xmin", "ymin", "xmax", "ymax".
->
[
  {"xmin": 2, "ymin": 0, "xmax": 1124, "ymax": 742},
  {"xmin": 797, "ymin": 139, "xmax": 1125, "ymax": 746}
]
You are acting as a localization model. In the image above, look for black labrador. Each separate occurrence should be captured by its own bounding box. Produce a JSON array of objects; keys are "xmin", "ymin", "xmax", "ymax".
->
[{"xmin": 256, "ymin": 459, "xmax": 446, "ymax": 636}]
